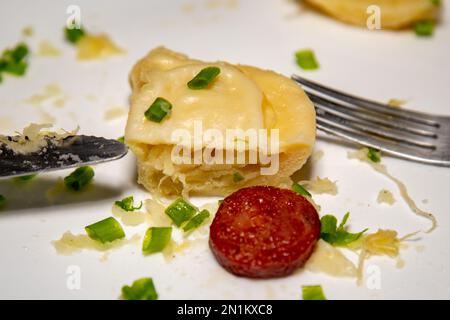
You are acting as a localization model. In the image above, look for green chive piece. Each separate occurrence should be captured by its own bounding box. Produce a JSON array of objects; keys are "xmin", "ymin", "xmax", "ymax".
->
[
  {"xmin": 292, "ymin": 182, "xmax": 311, "ymax": 197},
  {"xmin": 233, "ymin": 171, "xmax": 244, "ymax": 183},
  {"xmin": 187, "ymin": 66, "xmax": 221, "ymax": 90},
  {"xmin": 117, "ymin": 136, "xmax": 125, "ymax": 143},
  {"xmin": 64, "ymin": 26, "xmax": 85, "ymax": 44},
  {"xmin": 85, "ymin": 217, "xmax": 125, "ymax": 243},
  {"xmin": 367, "ymin": 147, "xmax": 381, "ymax": 163},
  {"xmin": 302, "ymin": 285, "xmax": 327, "ymax": 300},
  {"xmin": 115, "ymin": 196, "xmax": 142, "ymax": 212},
  {"xmin": 11, "ymin": 43, "xmax": 29, "ymax": 62},
  {"xmin": 295, "ymin": 49, "xmax": 319, "ymax": 71},
  {"xmin": 0, "ymin": 195, "xmax": 6, "ymax": 208},
  {"xmin": 3, "ymin": 61, "xmax": 27, "ymax": 76},
  {"xmin": 142, "ymin": 227, "xmax": 172, "ymax": 254},
  {"xmin": 64, "ymin": 166, "xmax": 94, "ymax": 191},
  {"xmin": 414, "ymin": 20, "xmax": 435, "ymax": 37},
  {"xmin": 0, "ymin": 43, "xmax": 30, "ymax": 79},
  {"xmin": 121, "ymin": 278, "xmax": 158, "ymax": 300},
  {"xmin": 320, "ymin": 213, "xmax": 368, "ymax": 247},
  {"xmin": 183, "ymin": 209, "xmax": 210, "ymax": 232},
  {"xmin": 165, "ymin": 198, "xmax": 197, "ymax": 227},
  {"xmin": 431, "ymin": 0, "xmax": 441, "ymax": 6},
  {"xmin": 13, "ymin": 174, "xmax": 37, "ymax": 183},
  {"xmin": 218, "ymin": 199, "xmax": 224, "ymax": 205},
  {"xmin": 144, "ymin": 97, "xmax": 172, "ymax": 123}
]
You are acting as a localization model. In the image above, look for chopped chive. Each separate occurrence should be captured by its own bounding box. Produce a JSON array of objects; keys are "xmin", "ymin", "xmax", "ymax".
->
[
  {"xmin": 64, "ymin": 26, "xmax": 85, "ymax": 44},
  {"xmin": 144, "ymin": 97, "xmax": 172, "ymax": 123},
  {"xmin": 3, "ymin": 61, "xmax": 27, "ymax": 76},
  {"xmin": 431, "ymin": 0, "xmax": 441, "ymax": 6},
  {"xmin": 13, "ymin": 174, "xmax": 37, "ymax": 182},
  {"xmin": 0, "ymin": 43, "xmax": 30, "ymax": 80},
  {"xmin": 117, "ymin": 136, "xmax": 125, "ymax": 143},
  {"xmin": 64, "ymin": 166, "xmax": 94, "ymax": 191},
  {"xmin": 295, "ymin": 49, "xmax": 319, "ymax": 71},
  {"xmin": 115, "ymin": 196, "xmax": 142, "ymax": 212},
  {"xmin": 121, "ymin": 278, "xmax": 158, "ymax": 300},
  {"xmin": 0, "ymin": 195, "xmax": 6, "ymax": 208},
  {"xmin": 187, "ymin": 66, "xmax": 221, "ymax": 90},
  {"xmin": 232, "ymin": 171, "xmax": 244, "ymax": 183},
  {"xmin": 367, "ymin": 147, "xmax": 381, "ymax": 163},
  {"xmin": 292, "ymin": 182, "xmax": 311, "ymax": 197},
  {"xmin": 302, "ymin": 285, "xmax": 326, "ymax": 300},
  {"xmin": 11, "ymin": 43, "xmax": 29, "ymax": 62},
  {"xmin": 85, "ymin": 217, "xmax": 125, "ymax": 243},
  {"xmin": 320, "ymin": 213, "xmax": 368, "ymax": 247},
  {"xmin": 183, "ymin": 209, "xmax": 210, "ymax": 232},
  {"xmin": 165, "ymin": 198, "xmax": 197, "ymax": 227},
  {"xmin": 218, "ymin": 199, "xmax": 224, "ymax": 205},
  {"xmin": 414, "ymin": 20, "xmax": 435, "ymax": 37},
  {"xmin": 142, "ymin": 227, "xmax": 172, "ymax": 254}
]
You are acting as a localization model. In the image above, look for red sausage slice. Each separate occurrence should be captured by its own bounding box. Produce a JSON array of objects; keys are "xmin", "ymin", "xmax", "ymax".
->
[{"xmin": 209, "ymin": 186, "xmax": 320, "ymax": 278}]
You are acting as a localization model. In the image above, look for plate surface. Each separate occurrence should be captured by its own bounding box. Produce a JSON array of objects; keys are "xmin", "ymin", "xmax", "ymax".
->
[{"xmin": 1, "ymin": 0, "xmax": 449, "ymax": 299}]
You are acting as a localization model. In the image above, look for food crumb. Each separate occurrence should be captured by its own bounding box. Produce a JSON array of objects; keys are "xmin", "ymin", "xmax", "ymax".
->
[
  {"xmin": 396, "ymin": 257, "xmax": 405, "ymax": 269},
  {"xmin": 99, "ymin": 252, "xmax": 109, "ymax": 262},
  {"xmin": 181, "ymin": 2, "xmax": 195, "ymax": 13},
  {"xmin": 415, "ymin": 245, "xmax": 425, "ymax": 253},
  {"xmin": 24, "ymin": 83, "xmax": 66, "ymax": 106},
  {"xmin": 22, "ymin": 26, "xmax": 34, "ymax": 37},
  {"xmin": 52, "ymin": 232, "xmax": 140, "ymax": 255},
  {"xmin": 377, "ymin": 189, "xmax": 395, "ymax": 205},
  {"xmin": 38, "ymin": 40, "xmax": 62, "ymax": 57},
  {"xmin": 76, "ymin": 34, "xmax": 125, "ymax": 60},
  {"xmin": 112, "ymin": 204, "xmax": 146, "ymax": 226},
  {"xmin": 311, "ymin": 149, "xmax": 324, "ymax": 163},
  {"xmin": 85, "ymin": 94, "xmax": 98, "ymax": 102},
  {"xmin": 305, "ymin": 239, "xmax": 357, "ymax": 277},
  {"xmin": 300, "ymin": 177, "xmax": 338, "ymax": 195},
  {"xmin": 388, "ymin": 99, "xmax": 407, "ymax": 108}
]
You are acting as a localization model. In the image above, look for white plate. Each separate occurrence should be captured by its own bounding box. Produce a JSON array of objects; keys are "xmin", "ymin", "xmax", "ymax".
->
[{"xmin": 1, "ymin": 0, "xmax": 449, "ymax": 299}]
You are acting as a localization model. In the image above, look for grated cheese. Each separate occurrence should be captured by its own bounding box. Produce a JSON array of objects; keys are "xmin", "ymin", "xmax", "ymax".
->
[
  {"xmin": 52, "ymin": 232, "xmax": 140, "ymax": 255},
  {"xmin": 388, "ymin": 99, "xmax": 407, "ymax": 108},
  {"xmin": 0, "ymin": 123, "xmax": 78, "ymax": 155},
  {"xmin": 112, "ymin": 204, "xmax": 146, "ymax": 226},
  {"xmin": 38, "ymin": 40, "xmax": 61, "ymax": 57},
  {"xmin": 300, "ymin": 176, "xmax": 338, "ymax": 195},
  {"xmin": 353, "ymin": 229, "xmax": 414, "ymax": 285},
  {"xmin": 76, "ymin": 34, "xmax": 124, "ymax": 60},
  {"xmin": 377, "ymin": 189, "xmax": 396, "ymax": 205}
]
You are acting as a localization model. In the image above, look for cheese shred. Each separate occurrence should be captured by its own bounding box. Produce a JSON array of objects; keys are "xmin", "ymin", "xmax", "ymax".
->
[{"xmin": 348, "ymin": 148, "xmax": 437, "ymax": 233}]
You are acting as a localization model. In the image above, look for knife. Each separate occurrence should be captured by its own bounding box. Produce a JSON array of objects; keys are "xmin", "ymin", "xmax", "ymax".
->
[{"xmin": 0, "ymin": 135, "xmax": 128, "ymax": 179}]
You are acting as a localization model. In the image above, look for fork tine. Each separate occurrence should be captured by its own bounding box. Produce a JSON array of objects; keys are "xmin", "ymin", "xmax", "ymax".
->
[
  {"xmin": 315, "ymin": 118, "xmax": 446, "ymax": 166},
  {"xmin": 316, "ymin": 110, "xmax": 436, "ymax": 149},
  {"xmin": 292, "ymin": 74, "xmax": 440, "ymax": 127},
  {"xmin": 308, "ymin": 91, "xmax": 438, "ymax": 139}
]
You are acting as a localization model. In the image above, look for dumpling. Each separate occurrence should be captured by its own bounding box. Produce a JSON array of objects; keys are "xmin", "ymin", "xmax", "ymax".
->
[
  {"xmin": 304, "ymin": 0, "xmax": 440, "ymax": 29},
  {"xmin": 125, "ymin": 47, "xmax": 315, "ymax": 196}
]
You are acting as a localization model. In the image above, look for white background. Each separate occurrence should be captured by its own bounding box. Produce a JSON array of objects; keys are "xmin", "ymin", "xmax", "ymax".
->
[{"xmin": 0, "ymin": 0, "xmax": 449, "ymax": 299}]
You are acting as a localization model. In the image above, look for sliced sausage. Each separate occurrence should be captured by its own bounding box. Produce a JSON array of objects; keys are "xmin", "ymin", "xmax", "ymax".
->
[{"xmin": 209, "ymin": 186, "xmax": 321, "ymax": 278}]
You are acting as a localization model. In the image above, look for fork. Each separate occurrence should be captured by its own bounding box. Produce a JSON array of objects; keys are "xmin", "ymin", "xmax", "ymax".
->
[{"xmin": 291, "ymin": 74, "xmax": 450, "ymax": 167}]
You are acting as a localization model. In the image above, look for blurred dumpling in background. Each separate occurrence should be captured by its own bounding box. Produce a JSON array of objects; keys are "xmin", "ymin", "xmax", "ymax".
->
[{"xmin": 303, "ymin": 0, "xmax": 441, "ymax": 29}]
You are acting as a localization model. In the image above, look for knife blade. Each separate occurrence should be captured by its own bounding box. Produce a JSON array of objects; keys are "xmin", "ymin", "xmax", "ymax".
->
[{"xmin": 0, "ymin": 135, "xmax": 128, "ymax": 179}]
